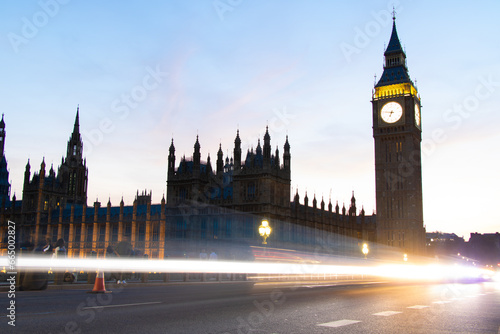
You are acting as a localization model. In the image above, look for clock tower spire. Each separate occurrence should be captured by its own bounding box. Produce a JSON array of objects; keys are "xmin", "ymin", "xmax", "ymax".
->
[{"xmin": 372, "ymin": 18, "xmax": 425, "ymax": 255}]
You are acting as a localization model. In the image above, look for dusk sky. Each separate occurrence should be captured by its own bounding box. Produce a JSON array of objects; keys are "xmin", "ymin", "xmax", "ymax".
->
[{"xmin": 1, "ymin": 1, "xmax": 499, "ymax": 240}]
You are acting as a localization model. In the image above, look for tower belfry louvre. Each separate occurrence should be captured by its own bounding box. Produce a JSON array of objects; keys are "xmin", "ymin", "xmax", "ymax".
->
[{"xmin": 372, "ymin": 16, "xmax": 426, "ymax": 255}]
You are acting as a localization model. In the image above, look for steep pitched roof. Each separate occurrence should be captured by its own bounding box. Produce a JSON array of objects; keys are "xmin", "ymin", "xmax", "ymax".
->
[
  {"xmin": 375, "ymin": 18, "xmax": 412, "ymax": 88},
  {"xmin": 384, "ymin": 20, "xmax": 404, "ymax": 56}
]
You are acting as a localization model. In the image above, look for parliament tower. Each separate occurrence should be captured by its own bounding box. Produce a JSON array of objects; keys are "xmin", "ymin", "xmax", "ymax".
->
[
  {"xmin": 372, "ymin": 16, "xmax": 426, "ymax": 255},
  {"xmin": 0, "ymin": 115, "xmax": 11, "ymax": 205},
  {"xmin": 21, "ymin": 107, "xmax": 88, "ymax": 243}
]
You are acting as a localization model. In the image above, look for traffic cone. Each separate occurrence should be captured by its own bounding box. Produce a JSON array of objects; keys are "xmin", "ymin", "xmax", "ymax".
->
[{"xmin": 87, "ymin": 270, "xmax": 112, "ymax": 294}]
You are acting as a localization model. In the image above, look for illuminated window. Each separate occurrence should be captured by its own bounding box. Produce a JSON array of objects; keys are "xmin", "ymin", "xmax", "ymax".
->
[{"xmin": 396, "ymin": 141, "xmax": 403, "ymax": 162}]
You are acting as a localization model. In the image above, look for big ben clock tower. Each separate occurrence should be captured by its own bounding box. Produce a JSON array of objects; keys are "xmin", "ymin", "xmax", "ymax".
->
[{"xmin": 372, "ymin": 16, "xmax": 426, "ymax": 255}]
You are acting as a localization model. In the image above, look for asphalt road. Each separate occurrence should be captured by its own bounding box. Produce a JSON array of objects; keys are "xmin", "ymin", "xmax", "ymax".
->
[{"xmin": 2, "ymin": 280, "xmax": 499, "ymax": 333}]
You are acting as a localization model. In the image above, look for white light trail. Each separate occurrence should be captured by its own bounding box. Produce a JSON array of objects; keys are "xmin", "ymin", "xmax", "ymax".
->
[{"xmin": 0, "ymin": 256, "xmax": 494, "ymax": 282}]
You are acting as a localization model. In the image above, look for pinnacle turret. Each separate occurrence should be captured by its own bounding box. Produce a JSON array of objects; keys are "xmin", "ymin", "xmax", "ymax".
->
[
  {"xmin": 375, "ymin": 16, "xmax": 411, "ymax": 88},
  {"xmin": 384, "ymin": 16, "xmax": 404, "ymax": 56},
  {"xmin": 66, "ymin": 106, "xmax": 83, "ymax": 162},
  {"xmin": 234, "ymin": 130, "xmax": 241, "ymax": 170},
  {"xmin": 0, "ymin": 114, "xmax": 5, "ymax": 158}
]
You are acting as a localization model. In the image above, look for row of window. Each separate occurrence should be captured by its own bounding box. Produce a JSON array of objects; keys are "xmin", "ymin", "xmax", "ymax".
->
[
  {"xmin": 386, "ymin": 57, "xmax": 401, "ymax": 67},
  {"xmin": 385, "ymin": 196, "xmax": 404, "ymax": 219},
  {"xmin": 26, "ymin": 219, "xmax": 367, "ymax": 248},
  {"xmin": 386, "ymin": 231, "xmax": 405, "ymax": 247},
  {"xmin": 385, "ymin": 140, "xmax": 404, "ymax": 163}
]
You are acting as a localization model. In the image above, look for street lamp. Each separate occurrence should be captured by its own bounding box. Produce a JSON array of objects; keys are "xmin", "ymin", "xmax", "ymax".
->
[
  {"xmin": 258, "ymin": 220, "xmax": 272, "ymax": 245},
  {"xmin": 362, "ymin": 243, "xmax": 369, "ymax": 259}
]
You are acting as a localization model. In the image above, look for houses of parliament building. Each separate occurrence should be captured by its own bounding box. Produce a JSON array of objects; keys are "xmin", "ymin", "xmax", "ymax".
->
[{"xmin": 0, "ymin": 18, "xmax": 425, "ymax": 259}]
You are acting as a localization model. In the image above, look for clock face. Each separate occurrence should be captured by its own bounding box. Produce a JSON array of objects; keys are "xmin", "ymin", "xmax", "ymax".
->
[
  {"xmin": 414, "ymin": 103, "xmax": 421, "ymax": 127},
  {"xmin": 380, "ymin": 101, "xmax": 403, "ymax": 123}
]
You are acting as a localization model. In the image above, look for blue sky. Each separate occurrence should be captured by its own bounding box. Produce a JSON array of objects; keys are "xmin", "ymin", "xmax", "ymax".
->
[{"xmin": 1, "ymin": 0, "xmax": 499, "ymax": 240}]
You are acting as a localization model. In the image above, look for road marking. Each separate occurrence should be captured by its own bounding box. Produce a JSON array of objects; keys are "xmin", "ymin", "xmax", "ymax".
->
[
  {"xmin": 82, "ymin": 301, "xmax": 162, "ymax": 310},
  {"xmin": 432, "ymin": 301, "xmax": 451, "ymax": 304},
  {"xmin": 318, "ymin": 319, "xmax": 361, "ymax": 328},
  {"xmin": 304, "ymin": 284, "xmax": 342, "ymax": 288},
  {"xmin": 373, "ymin": 311, "xmax": 402, "ymax": 316},
  {"xmin": 407, "ymin": 305, "xmax": 429, "ymax": 309}
]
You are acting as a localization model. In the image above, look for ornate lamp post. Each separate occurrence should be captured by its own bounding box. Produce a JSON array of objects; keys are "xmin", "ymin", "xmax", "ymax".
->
[
  {"xmin": 362, "ymin": 243, "xmax": 369, "ymax": 259},
  {"xmin": 258, "ymin": 220, "xmax": 272, "ymax": 245}
]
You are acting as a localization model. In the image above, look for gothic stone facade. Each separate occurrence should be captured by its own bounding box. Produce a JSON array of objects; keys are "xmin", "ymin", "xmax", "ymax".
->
[
  {"xmin": 0, "ymin": 117, "xmax": 375, "ymax": 258},
  {"xmin": 372, "ymin": 18, "xmax": 426, "ymax": 255}
]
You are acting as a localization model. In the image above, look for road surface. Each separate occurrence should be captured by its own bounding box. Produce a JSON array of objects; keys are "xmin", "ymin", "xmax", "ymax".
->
[{"xmin": 2, "ymin": 280, "xmax": 499, "ymax": 333}]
